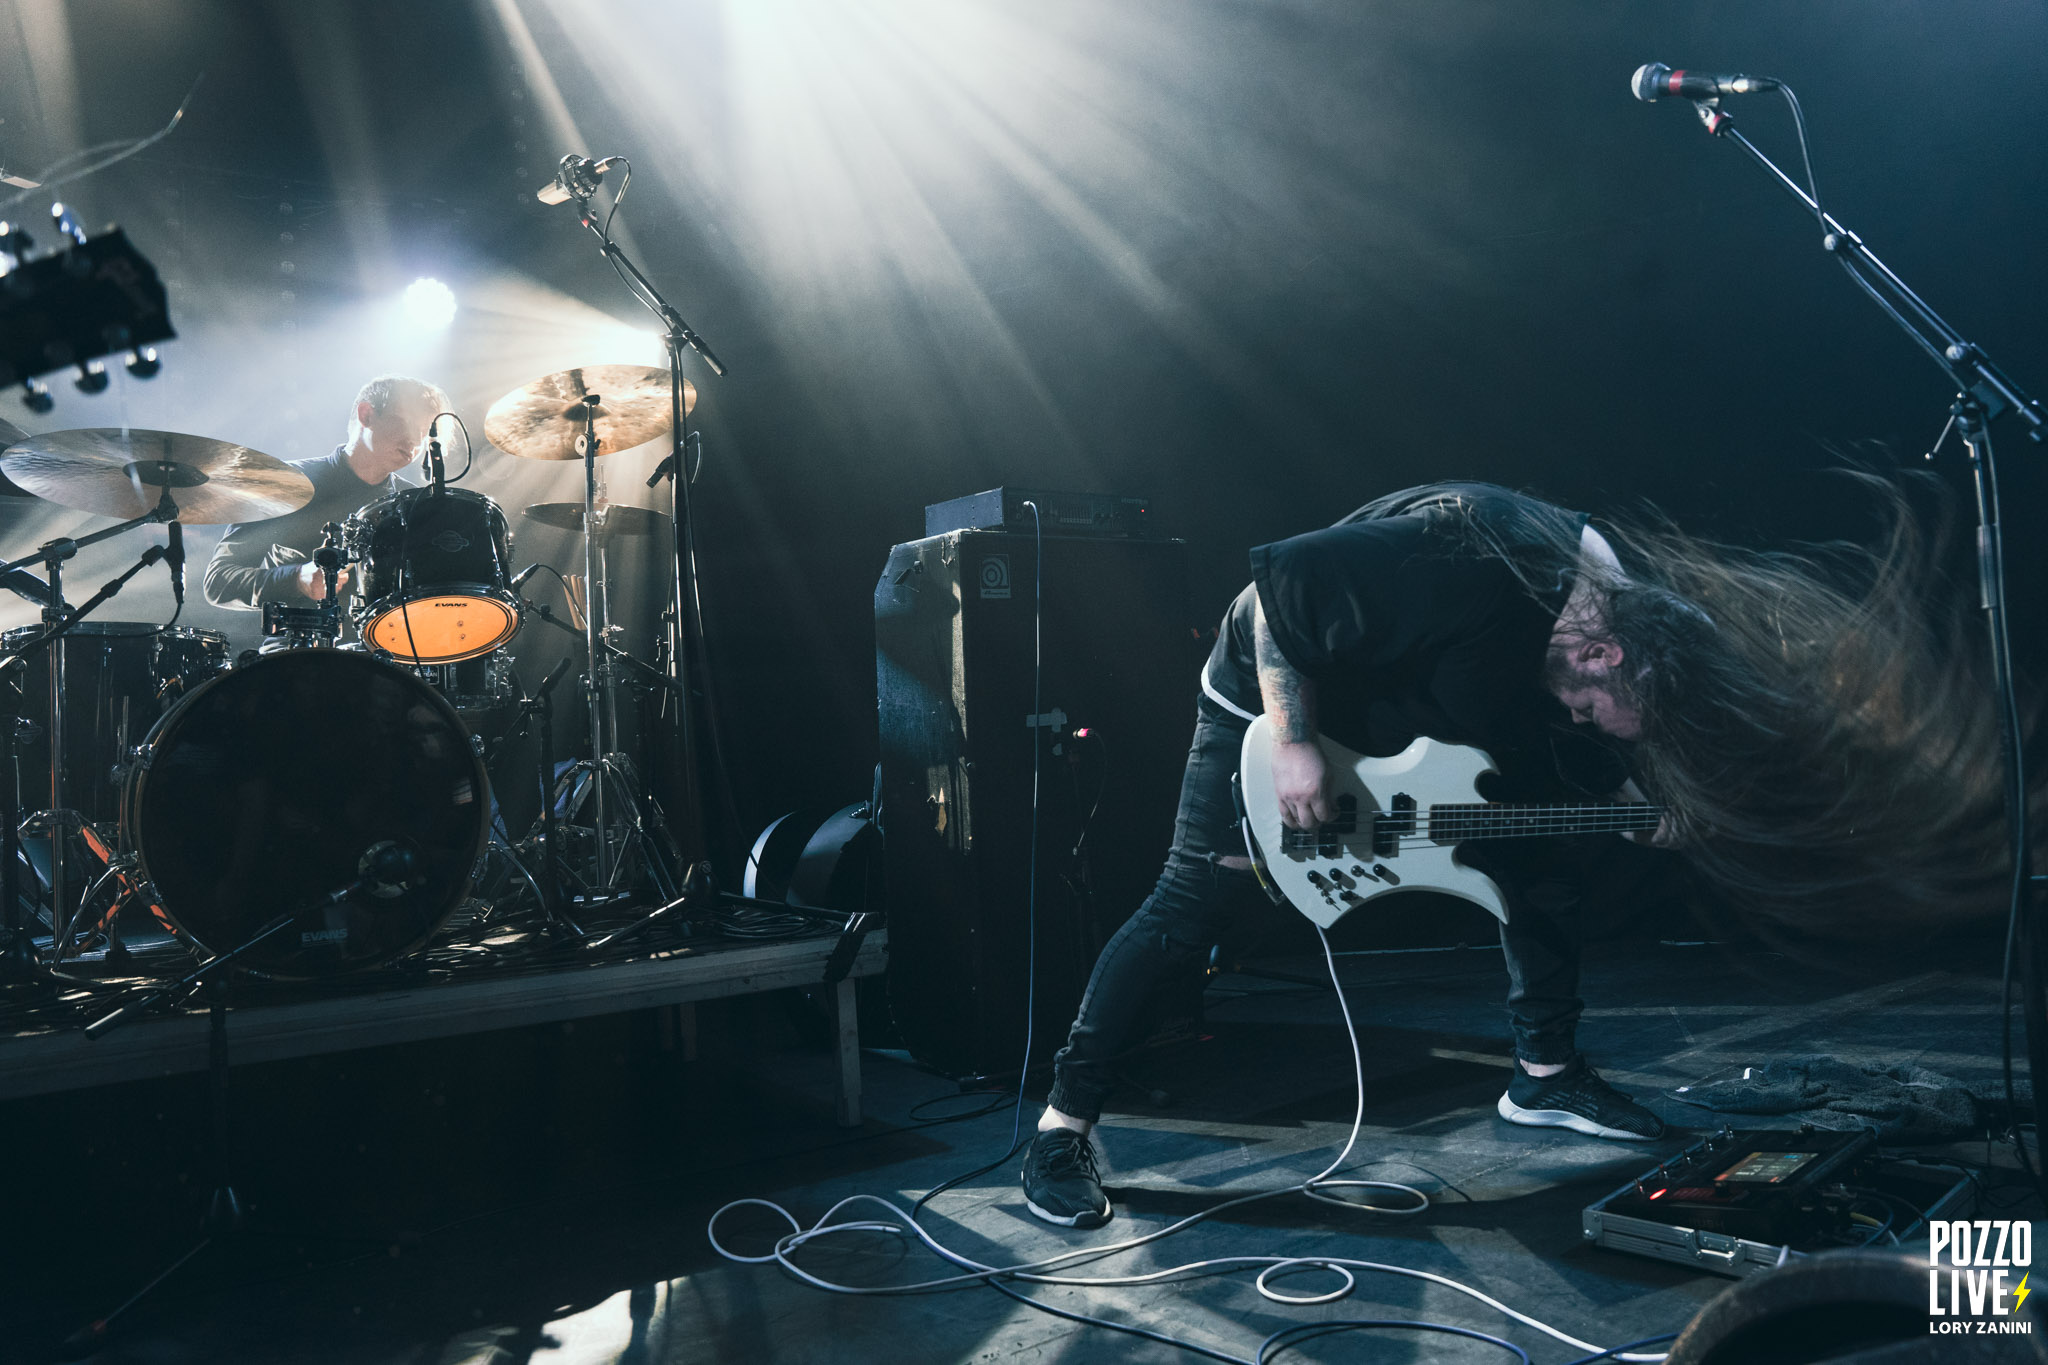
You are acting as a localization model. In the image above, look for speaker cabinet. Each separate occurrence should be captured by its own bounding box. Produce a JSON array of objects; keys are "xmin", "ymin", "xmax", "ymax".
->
[{"xmin": 876, "ymin": 531, "xmax": 1196, "ymax": 1077}]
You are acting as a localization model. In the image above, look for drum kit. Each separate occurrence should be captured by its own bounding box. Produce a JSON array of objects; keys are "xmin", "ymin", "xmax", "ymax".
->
[{"xmin": 0, "ymin": 363, "xmax": 700, "ymax": 981}]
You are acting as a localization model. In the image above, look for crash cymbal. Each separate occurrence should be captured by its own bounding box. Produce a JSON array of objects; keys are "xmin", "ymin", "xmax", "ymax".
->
[
  {"xmin": 483, "ymin": 365, "xmax": 695, "ymax": 462},
  {"xmin": 0, "ymin": 429, "xmax": 314, "ymax": 524},
  {"xmin": 521, "ymin": 501, "xmax": 673, "ymax": 537}
]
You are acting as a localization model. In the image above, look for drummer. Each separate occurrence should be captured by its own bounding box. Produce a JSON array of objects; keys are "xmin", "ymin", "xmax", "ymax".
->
[{"xmin": 202, "ymin": 374, "xmax": 449, "ymax": 612}]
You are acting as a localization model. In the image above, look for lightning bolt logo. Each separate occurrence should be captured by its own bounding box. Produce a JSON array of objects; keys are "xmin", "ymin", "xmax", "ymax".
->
[{"xmin": 2016, "ymin": 1272, "xmax": 2031, "ymax": 1312}]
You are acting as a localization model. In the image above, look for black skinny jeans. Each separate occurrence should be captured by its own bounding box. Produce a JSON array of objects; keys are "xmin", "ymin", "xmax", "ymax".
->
[{"xmin": 1046, "ymin": 696, "xmax": 1618, "ymax": 1124}]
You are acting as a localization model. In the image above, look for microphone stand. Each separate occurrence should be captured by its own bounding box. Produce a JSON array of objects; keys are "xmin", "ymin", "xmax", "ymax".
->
[
  {"xmin": 1681, "ymin": 95, "xmax": 2045, "ymax": 1184},
  {"xmin": 564, "ymin": 188, "xmax": 724, "ymax": 871},
  {"xmin": 64, "ymin": 888, "xmax": 350, "ymax": 1355}
]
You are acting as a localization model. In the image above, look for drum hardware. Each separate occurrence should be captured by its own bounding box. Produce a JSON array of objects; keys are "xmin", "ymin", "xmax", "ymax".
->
[
  {"xmin": 523, "ymin": 167, "xmax": 724, "ymax": 875},
  {"xmin": 345, "ymin": 485, "xmax": 521, "ymax": 664},
  {"xmin": 0, "ymin": 429, "xmax": 309, "ymax": 961},
  {"xmin": 257, "ymin": 524, "xmax": 353, "ymax": 650},
  {"xmin": 121, "ymin": 649, "xmax": 487, "ymax": 978},
  {"xmin": 484, "ymin": 361, "xmax": 709, "ymax": 912},
  {"xmin": 482, "ymin": 364, "xmax": 695, "ymax": 463},
  {"xmin": 488, "ymin": 656, "xmax": 582, "ymax": 935},
  {"xmin": 0, "ymin": 481, "xmax": 195, "ymax": 962},
  {"xmin": 0, "ymin": 428, "xmax": 314, "ymax": 524},
  {"xmin": 521, "ymin": 501, "xmax": 672, "ymax": 537}
]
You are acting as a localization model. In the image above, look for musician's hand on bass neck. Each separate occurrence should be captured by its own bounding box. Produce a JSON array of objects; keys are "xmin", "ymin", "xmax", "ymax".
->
[{"xmin": 1269, "ymin": 738, "xmax": 1332, "ymax": 831}]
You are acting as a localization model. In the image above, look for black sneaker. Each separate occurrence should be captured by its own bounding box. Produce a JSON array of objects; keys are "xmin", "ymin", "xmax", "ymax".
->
[
  {"xmin": 1497, "ymin": 1055, "xmax": 1665, "ymax": 1141},
  {"xmin": 1021, "ymin": 1127, "xmax": 1112, "ymax": 1228}
]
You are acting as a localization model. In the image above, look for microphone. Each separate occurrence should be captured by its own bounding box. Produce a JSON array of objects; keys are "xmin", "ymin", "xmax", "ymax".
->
[
  {"xmin": 356, "ymin": 840, "xmax": 420, "ymax": 900},
  {"xmin": 536, "ymin": 154, "xmax": 617, "ymax": 205},
  {"xmin": 165, "ymin": 521, "xmax": 185, "ymax": 607},
  {"xmin": 1631, "ymin": 63, "xmax": 1780, "ymax": 102},
  {"xmin": 509, "ymin": 563, "xmax": 543, "ymax": 592}
]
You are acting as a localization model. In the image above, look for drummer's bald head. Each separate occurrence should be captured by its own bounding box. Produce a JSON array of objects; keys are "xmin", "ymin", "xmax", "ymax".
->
[{"xmin": 348, "ymin": 374, "xmax": 448, "ymax": 440}]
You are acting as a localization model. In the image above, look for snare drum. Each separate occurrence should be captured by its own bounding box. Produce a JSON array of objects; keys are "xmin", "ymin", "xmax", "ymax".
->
[
  {"xmin": 124, "ymin": 648, "xmax": 488, "ymax": 977},
  {"xmin": 348, "ymin": 487, "xmax": 519, "ymax": 664}
]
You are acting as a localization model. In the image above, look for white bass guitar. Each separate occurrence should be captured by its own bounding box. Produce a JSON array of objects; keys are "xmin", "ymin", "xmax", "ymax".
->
[{"xmin": 1237, "ymin": 715, "xmax": 1661, "ymax": 928}]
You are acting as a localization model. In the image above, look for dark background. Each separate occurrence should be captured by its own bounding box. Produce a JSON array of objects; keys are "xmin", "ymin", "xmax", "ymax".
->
[{"xmin": 3, "ymin": 0, "xmax": 2043, "ymax": 858}]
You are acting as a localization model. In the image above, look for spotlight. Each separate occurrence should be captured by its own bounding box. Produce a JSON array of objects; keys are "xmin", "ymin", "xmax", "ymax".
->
[
  {"xmin": 20, "ymin": 379, "xmax": 54, "ymax": 414},
  {"xmin": 73, "ymin": 360, "xmax": 109, "ymax": 394},
  {"xmin": 125, "ymin": 347, "xmax": 162, "ymax": 379},
  {"xmin": 403, "ymin": 277, "xmax": 457, "ymax": 330}
]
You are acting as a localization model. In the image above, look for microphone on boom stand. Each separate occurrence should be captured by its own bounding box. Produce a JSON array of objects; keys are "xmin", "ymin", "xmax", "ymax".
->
[
  {"xmin": 535, "ymin": 154, "xmax": 619, "ymax": 206},
  {"xmin": 1630, "ymin": 62, "xmax": 1780, "ymax": 102}
]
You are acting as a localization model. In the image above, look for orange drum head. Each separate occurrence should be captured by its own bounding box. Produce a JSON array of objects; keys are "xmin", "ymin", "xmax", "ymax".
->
[{"xmin": 364, "ymin": 594, "xmax": 518, "ymax": 662}]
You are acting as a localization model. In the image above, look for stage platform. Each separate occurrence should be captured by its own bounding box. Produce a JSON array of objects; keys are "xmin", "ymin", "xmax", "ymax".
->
[
  {"xmin": 1, "ymin": 931, "xmax": 2035, "ymax": 1363},
  {"xmin": 1, "ymin": 927, "xmax": 885, "ymax": 1124}
]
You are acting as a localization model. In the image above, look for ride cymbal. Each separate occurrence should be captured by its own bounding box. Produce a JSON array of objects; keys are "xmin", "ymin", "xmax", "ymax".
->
[
  {"xmin": 483, "ymin": 365, "xmax": 695, "ymax": 462},
  {"xmin": 0, "ymin": 429, "xmax": 314, "ymax": 524}
]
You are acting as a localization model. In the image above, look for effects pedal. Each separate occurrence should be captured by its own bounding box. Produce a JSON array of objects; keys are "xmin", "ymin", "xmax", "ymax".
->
[{"xmin": 1583, "ymin": 1125, "xmax": 1975, "ymax": 1277}]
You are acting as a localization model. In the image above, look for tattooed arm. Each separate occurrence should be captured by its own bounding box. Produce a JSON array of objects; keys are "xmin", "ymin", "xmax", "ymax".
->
[{"xmin": 1254, "ymin": 594, "xmax": 1332, "ymax": 830}]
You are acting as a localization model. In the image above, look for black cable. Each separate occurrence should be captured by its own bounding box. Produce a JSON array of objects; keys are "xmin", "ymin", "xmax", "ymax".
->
[
  {"xmin": 906, "ymin": 1089, "xmax": 1016, "ymax": 1125},
  {"xmin": 394, "ymin": 500, "xmax": 423, "ymax": 666},
  {"xmin": 526, "ymin": 562, "xmax": 574, "ymax": 595},
  {"xmin": 433, "ymin": 411, "xmax": 475, "ymax": 484},
  {"xmin": 1557, "ymin": 1335, "xmax": 1678, "ymax": 1365},
  {"xmin": 1258, "ymin": 1319, "xmax": 1531, "ymax": 1365},
  {"xmin": 1776, "ymin": 85, "xmax": 1823, "ymax": 228},
  {"xmin": 990, "ymin": 1278, "xmax": 1249, "ymax": 1365}
]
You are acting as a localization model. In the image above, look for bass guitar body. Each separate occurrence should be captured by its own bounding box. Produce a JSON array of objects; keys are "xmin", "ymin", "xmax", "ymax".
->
[{"xmin": 1239, "ymin": 716, "xmax": 1508, "ymax": 929}]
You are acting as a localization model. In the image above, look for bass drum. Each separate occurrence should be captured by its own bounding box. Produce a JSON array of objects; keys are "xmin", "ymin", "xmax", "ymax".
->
[{"xmin": 125, "ymin": 649, "xmax": 488, "ymax": 977}]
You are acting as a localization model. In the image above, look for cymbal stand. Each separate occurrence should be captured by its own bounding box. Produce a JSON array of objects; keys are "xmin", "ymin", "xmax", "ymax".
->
[
  {"xmin": 2, "ymin": 660, "xmax": 32, "ymax": 982},
  {"xmin": 570, "ymin": 399, "xmax": 623, "ymax": 901},
  {"xmin": 0, "ymin": 486, "xmax": 179, "ymax": 962}
]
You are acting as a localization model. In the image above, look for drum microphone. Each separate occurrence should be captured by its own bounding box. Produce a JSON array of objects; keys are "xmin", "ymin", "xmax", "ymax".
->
[
  {"xmin": 165, "ymin": 521, "xmax": 185, "ymax": 607},
  {"xmin": 358, "ymin": 839, "xmax": 421, "ymax": 899},
  {"xmin": 1631, "ymin": 62, "xmax": 1780, "ymax": 102},
  {"xmin": 314, "ymin": 839, "xmax": 422, "ymax": 907},
  {"xmin": 509, "ymin": 563, "xmax": 543, "ymax": 592},
  {"xmin": 536, "ymin": 154, "xmax": 619, "ymax": 205}
]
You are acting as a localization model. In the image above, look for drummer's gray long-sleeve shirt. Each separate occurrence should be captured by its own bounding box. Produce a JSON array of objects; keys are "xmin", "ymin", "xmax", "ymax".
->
[{"xmin": 201, "ymin": 446, "xmax": 413, "ymax": 610}]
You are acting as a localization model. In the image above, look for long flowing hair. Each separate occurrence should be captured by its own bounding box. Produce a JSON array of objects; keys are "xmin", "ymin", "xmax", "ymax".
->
[{"xmin": 1402, "ymin": 477, "xmax": 2021, "ymax": 945}]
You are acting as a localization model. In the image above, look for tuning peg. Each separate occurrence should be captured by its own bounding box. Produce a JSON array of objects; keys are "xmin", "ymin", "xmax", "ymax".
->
[
  {"xmin": 124, "ymin": 347, "xmax": 162, "ymax": 380},
  {"xmin": 73, "ymin": 360, "xmax": 109, "ymax": 395},
  {"xmin": 20, "ymin": 379, "xmax": 55, "ymax": 415},
  {"xmin": 49, "ymin": 202, "xmax": 87, "ymax": 247}
]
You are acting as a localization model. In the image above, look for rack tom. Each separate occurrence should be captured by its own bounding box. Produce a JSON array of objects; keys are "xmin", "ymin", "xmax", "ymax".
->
[{"xmin": 348, "ymin": 486, "xmax": 519, "ymax": 663}]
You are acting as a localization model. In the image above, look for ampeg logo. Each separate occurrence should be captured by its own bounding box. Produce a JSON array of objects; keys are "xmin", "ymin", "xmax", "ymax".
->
[
  {"xmin": 978, "ymin": 555, "xmax": 1011, "ymax": 600},
  {"xmin": 1929, "ymin": 1220, "xmax": 2034, "ymax": 1335}
]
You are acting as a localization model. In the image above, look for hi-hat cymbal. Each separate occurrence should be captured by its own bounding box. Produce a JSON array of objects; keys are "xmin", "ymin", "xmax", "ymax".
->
[
  {"xmin": 484, "ymin": 365, "xmax": 696, "ymax": 462},
  {"xmin": 0, "ymin": 429, "xmax": 314, "ymax": 524},
  {"xmin": 521, "ymin": 501, "xmax": 673, "ymax": 537}
]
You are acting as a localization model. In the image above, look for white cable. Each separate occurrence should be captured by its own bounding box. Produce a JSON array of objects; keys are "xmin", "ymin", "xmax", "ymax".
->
[{"xmin": 707, "ymin": 924, "xmax": 1667, "ymax": 1362}]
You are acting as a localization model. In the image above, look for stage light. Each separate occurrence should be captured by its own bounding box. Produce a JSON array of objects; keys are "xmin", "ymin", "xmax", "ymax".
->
[{"xmin": 403, "ymin": 277, "xmax": 457, "ymax": 330}]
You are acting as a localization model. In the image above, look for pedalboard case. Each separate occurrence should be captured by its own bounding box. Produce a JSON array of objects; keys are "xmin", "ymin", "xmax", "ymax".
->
[{"xmin": 1582, "ymin": 1126, "xmax": 1975, "ymax": 1278}]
